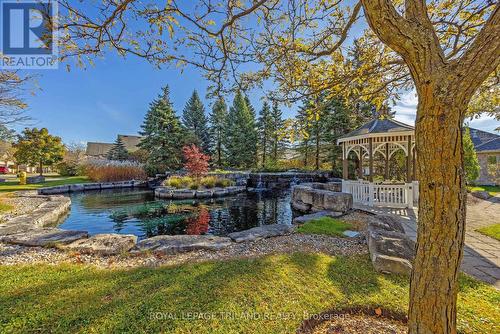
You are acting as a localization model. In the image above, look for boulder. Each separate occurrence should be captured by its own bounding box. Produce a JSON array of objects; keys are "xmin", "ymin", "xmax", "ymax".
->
[
  {"xmin": 173, "ymin": 190, "xmax": 197, "ymax": 199},
  {"xmin": 213, "ymin": 188, "xmax": 229, "ymax": 197},
  {"xmin": 367, "ymin": 229, "xmax": 415, "ymax": 275},
  {"xmin": 64, "ymin": 234, "xmax": 137, "ymax": 255},
  {"xmin": 323, "ymin": 192, "xmax": 353, "ymax": 212},
  {"xmin": 228, "ymin": 224, "xmax": 295, "ymax": 243},
  {"xmin": 195, "ymin": 190, "xmax": 213, "ymax": 198},
  {"xmin": 471, "ymin": 190, "xmax": 491, "ymax": 200},
  {"xmin": 368, "ymin": 215, "xmax": 405, "ymax": 234},
  {"xmin": 291, "ymin": 200, "xmax": 311, "ymax": 212},
  {"xmin": 1, "ymin": 228, "xmax": 88, "ymax": 247},
  {"xmin": 291, "ymin": 183, "xmax": 352, "ymax": 214},
  {"xmin": 135, "ymin": 235, "xmax": 232, "ymax": 254},
  {"xmin": 370, "ymin": 254, "xmax": 413, "ymax": 276},
  {"xmin": 293, "ymin": 210, "xmax": 343, "ymax": 224},
  {"xmin": 155, "ymin": 187, "xmax": 173, "ymax": 199}
]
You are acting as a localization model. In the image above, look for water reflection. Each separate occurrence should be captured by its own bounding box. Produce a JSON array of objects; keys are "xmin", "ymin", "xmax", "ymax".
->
[{"xmin": 59, "ymin": 188, "xmax": 293, "ymax": 239}]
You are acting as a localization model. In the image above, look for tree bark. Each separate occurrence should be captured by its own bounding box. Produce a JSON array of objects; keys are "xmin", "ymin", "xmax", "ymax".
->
[
  {"xmin": 39, "ymin": 161, "xmax": 43, "ymax": 176},
  {"xmin": 409, "ymin": 92, "xmax": 467, "ymax": 334}
]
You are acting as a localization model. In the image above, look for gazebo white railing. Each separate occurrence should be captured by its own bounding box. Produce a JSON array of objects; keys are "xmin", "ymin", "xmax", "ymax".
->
[{"xmin": 342, "ymin": 180, "xmax": 419, "ymax": 208}]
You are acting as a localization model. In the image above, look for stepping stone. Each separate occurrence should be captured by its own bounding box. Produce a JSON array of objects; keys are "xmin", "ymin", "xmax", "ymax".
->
[
  {"xmin": 0, "ymin": 228, "xmax": 88, "ymax": 247},
  {"xmin": 343, "ymin": 230, "xmax": 360, "ymax": 238},
  {"xmin": 135, "ymin": 235, "xmax": 232, "ymax": 254},
  {"xmin": 64, "ymin": 234, "xmax": 137, "ymax": 255},
  {"xmin": 228, "ymin": 224, "xmax": 295, "ymax": 243}
]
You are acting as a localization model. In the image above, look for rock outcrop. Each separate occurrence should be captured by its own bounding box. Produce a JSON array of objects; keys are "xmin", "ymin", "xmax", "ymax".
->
[
  {"xmin": 1, "ymin": 228, "xmax": 88, "ymax": 246},
  {"xmin": 291, "ymin": 182, "xmax": 352, "ymax": 214},
  {"xmin": 228, "ymin": 224, "xmax": 295, "ymax": 243},
  {"xmin": 366, "ymin": 215, "xmax": 415, "ymax": 275},
  {"xmin": 135, "ymin": 235, "xmax": 232, "ymax": 254},
  {"xmin": 64, "ymin": 234, "xmax": 137, "ymax": 255}
]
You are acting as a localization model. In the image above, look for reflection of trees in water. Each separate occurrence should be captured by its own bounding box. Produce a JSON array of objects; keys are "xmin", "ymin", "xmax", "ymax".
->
[
  {"xmin": 186, "ymin": 208, "xmax": 210, "ymax": 235},
  {"xmin": 72, "ymin": 189, "xmax": 293, "ymax": 238},
  {"xmin": 78, "ymin": 189, "xmax": 155, "ymax": 210}
]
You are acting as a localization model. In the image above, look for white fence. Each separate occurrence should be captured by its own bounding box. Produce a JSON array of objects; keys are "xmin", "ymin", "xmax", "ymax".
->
[{"xmin": 342, "ymin": 180, "xmax": 419, "ymax": 208}]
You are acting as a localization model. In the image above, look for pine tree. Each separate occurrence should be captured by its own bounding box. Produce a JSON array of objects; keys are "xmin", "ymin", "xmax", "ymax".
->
[
  {"xmin": 107, "ymin": 136, "xmax": 129, "ymax": 161},
  {"xmin": 463, "ymin": 127, "xmax": 480, "ymax": 184},
  {"xmin": 209, "ymin": 97, "xmax": 228, "ymax": 168},
  {"xmin": 269, "ymin": 101, "xmax": 287, "ymax": 163},
  {"xmin": 224, "ymin": 92, "xmax": 258, "ymax": 168},
  {"xmin": 257, "ymin": 101, "xmax": 272, "ymax": 167},
  {"xmin": 182, "ymin": 90, "xmax": 210, "ymax": 154},
  {"xmin": 139, "ymin": 86, "xmax": 185, "ymax": 175}
]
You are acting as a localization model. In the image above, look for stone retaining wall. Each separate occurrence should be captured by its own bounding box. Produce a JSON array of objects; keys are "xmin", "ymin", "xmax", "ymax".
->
[
  {"xmin": 38, "ymin": 180, "xmax": 148, "ymax": 195},
  {"xmin": 247, "ymin": 172, "xmax": 332, "ymax": 189},
  {"xmin": 155, "ymin": 186, "xmax": 246, "ymax": 199}
]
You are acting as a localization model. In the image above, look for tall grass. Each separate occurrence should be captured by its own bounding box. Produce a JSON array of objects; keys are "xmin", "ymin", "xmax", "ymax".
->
[{"xmin": 80, "ymin": 159, "xmax": 147, "ymax": 182}]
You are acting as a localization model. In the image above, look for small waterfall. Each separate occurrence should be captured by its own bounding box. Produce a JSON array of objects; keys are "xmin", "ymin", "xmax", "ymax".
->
[
  {"xmin": 290, "ymin": 175, "xmax": 300, "ymax": 186},
  {"xmin": 255, "ymin": 173, "xmax": 265, "ymax": 190}
]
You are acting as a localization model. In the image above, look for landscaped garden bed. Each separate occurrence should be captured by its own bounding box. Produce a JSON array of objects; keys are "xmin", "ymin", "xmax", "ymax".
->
[{"xmin": 155, "ymin": 175, "xmax": 245, "ymax": 199}]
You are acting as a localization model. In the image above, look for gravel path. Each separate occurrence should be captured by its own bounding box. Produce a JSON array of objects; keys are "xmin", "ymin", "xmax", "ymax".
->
[{"xmin": 0, "ymin": 233, "xmax": 368, "ymax": 268}]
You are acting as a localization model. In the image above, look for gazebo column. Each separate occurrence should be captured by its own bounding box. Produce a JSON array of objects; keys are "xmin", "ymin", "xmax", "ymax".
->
[
  {"xmin": 385, "ymin": 143, "xmax": 389, "ymax": 180},
  {"xmin": 342, "ymin": 143, "xmax": 348, "ymax": 180},
  {"xmin": 406, "ymin": 136, "xmax": 412, "ymax": 182},
  {"xmin": 368, "ymin": 138, "xmax": 373, "ymax": 182},
  {"xmin": 358, "ymin": 147, "xmax": 363, "ymax": 179},
  {"xmin": 412, "ymin": 145, "xmax": 417, "ymax": 181}
]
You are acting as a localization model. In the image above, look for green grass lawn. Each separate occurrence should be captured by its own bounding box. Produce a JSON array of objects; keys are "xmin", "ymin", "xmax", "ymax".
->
[
  {"xmin": 0, "ymin": 254, "xmax": 497, "ymax": 333},
  {"xmin": 467, "ymin": 185, "xmax": 500, "ymax": 196},
  {"xmin": 0, "ymin": 175, "xmax": 89, "ymax": 193},
  {"xmin": 477, "ymin": 224, "xmax": 500, "ymax": 241},
  {"xmin": 297, "ymin": 217, "xmax": 352, "ymax": 237}
]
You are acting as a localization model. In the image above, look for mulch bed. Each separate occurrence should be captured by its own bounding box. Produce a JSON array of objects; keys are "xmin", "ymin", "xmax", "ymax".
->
[{"xmin": 298, "ymin": 307, "xmax": 407, "ymax": 334}]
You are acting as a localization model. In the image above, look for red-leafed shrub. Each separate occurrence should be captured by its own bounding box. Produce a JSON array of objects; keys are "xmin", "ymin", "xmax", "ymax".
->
[{"xmin": 183, "ymin": 144, "xmax": 210, "ymax": 178}]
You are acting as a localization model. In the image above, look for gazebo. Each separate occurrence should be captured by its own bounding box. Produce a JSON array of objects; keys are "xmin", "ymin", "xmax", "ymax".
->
[{"xmin": 337, "ymin": 118, "xmax": 418, "ymax": 208}]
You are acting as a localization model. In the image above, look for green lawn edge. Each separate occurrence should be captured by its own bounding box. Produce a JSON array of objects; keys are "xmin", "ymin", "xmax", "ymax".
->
[
  {"xmin": 477, "ymin": 223, "xmax": 500, "ymax": 241},
  {"xmin": 0, "ymin": 176, "xmax": 89, "ymax": 193},
  {"xmin": 0, "ymin": 253, "xmax": 497, "ymax": 334}
]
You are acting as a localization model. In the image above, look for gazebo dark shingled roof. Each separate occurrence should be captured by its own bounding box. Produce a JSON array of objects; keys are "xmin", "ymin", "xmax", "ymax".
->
[{"xmin": 340, "ymin": 118, "xmax": 414, "ymax": 139}]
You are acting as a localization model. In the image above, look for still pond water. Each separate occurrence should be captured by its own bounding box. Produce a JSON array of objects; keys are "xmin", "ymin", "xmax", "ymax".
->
[{"xmin": 58, "ymin": 188, "xmax": 293, "ymax": 239}]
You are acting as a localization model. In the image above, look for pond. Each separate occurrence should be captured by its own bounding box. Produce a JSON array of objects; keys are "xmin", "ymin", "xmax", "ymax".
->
[{"xmin": 58, "ymin": 188, "xmax": 294, "ymax": 239}]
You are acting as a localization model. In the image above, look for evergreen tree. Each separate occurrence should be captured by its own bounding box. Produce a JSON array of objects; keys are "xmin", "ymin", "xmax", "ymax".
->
[
  {"xmin": 224, "ymin": 92, "xmax": 258, "ymax": 168},
  {"xmin": 463, "ymin": 127, "xmax": 480, "ymax": 184},
  {"xmin": 269, "ymin": 101, "xmax": 287, "ymax": 163},
  {"xmin": 209, "ymin": 97, "xmax": 228, "ymax": 168},
  {"xmin": 257, "ymin": 101, "xmax": 272, "ymax": 167},
  {"xmin": 182, "ymin": 90, "xmax": 210, "ymax": 154},
  {"xmin": 107, "ymin": 137, "xmax": 129, "ymax": 161},
  {"xmin": 296, "ymin": 101, "xmax": 313, "ymax": 167},
  {"xmin": 139, "ymin": 86, "xmax": 185, "ymax": 175}
]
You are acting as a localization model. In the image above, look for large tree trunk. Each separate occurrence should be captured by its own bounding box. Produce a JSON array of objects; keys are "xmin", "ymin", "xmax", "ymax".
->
[{"xmin": 408, "ymin": 92, "xmax": 467, "ymax": 334}]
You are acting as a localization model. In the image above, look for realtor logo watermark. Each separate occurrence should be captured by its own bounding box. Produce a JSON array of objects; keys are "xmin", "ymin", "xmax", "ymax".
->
[{"xmin": 1, "ymin": 0, "xmax": 58, "ymax": 69}]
